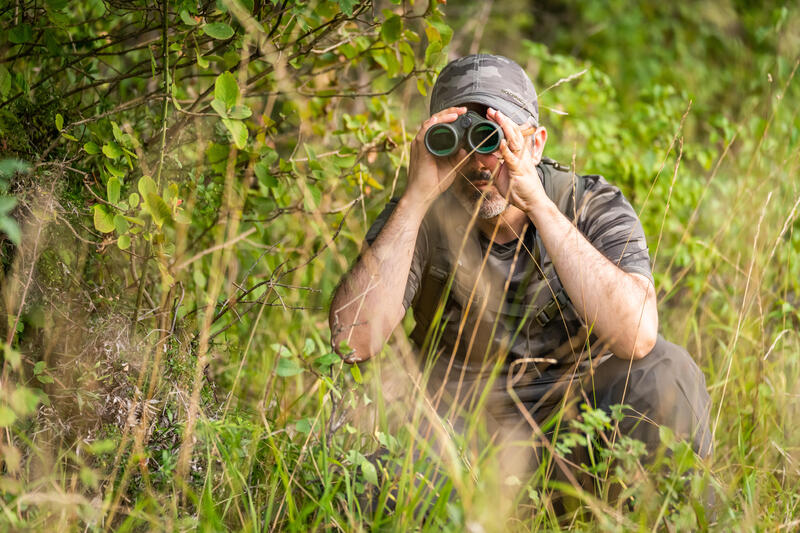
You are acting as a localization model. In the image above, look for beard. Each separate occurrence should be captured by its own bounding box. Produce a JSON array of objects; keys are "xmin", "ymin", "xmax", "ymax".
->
[{"xmin": 452, "ymin": 168, "xmax": 509, "ymax": 219}]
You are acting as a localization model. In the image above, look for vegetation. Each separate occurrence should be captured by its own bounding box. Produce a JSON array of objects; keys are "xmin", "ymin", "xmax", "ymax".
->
[{"xmin": 1, "ymin": 0, "xmax": 799, "ymax": 530}]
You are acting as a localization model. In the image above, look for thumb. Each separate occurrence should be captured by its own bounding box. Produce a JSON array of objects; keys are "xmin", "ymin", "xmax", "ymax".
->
[{"xmin": 494, "ymin": 169, "xmax": 511, "ymax": 198}]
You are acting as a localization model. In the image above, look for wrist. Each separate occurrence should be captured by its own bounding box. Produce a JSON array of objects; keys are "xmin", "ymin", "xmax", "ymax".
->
[
  {"xmin": 398, "ymin": 191, "xmax": 432, "ymax": 222},
  {"xmin": 525, "ymin": 193, "xmax": 558, "ymax": 224}
]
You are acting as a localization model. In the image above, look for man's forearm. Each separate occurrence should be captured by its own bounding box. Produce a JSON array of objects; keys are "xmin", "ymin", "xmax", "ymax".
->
[
  {"xmin": 329, "ymin": 196, "xmax": 427, "ymax": 362},
  {"xmin": 528, "ymin": 200, "xmax": 658, "ymax": 359}
]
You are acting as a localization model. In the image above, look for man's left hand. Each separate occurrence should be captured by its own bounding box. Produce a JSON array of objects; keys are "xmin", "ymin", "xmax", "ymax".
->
[{"xmin": 487, "ymin": 107, "xmax": 548, "ymax": 215}]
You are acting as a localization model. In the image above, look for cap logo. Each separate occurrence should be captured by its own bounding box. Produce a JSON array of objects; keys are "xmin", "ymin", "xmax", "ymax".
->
[{"xmin": 502, "ymin": 89, "xmax": 538, "ymax": 122}]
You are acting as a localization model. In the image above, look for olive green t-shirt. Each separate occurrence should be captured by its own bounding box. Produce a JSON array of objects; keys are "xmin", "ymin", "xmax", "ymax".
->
[{"xmin": 365, "ymin": 169, "xmax": 653, "ymax": 415}]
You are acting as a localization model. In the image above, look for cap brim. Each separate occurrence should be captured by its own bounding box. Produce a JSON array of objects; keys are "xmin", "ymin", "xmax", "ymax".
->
[{"xmin": 435, "ymin": 93, "xmax": 534, "ymax": 126}]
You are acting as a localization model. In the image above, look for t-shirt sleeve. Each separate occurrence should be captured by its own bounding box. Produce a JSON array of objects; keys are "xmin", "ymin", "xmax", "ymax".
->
[
  {"xmin": 364, "ymin": 198, "xmax": 428, "ymax": 310},
  {"xmin": 576, "ymin": 176, "xmax": 654, "ymax": 284}
]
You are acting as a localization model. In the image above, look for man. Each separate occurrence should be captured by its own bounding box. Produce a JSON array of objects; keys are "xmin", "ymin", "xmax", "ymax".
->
[{"xmin": 329, "ymin": 54, "xmax": 711, "ymax": 476}]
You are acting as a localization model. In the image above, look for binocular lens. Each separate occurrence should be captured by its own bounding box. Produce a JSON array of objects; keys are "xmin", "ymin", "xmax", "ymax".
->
[
  {"xmin": 424, "ymin": 123, "xmax": 460, "ymax": 157},
  {"xmin": 469, "ymin": 123, "xmax": 502, "ymax": 154},
  {"xmin": 423, "ymin": 112, "xmax": 505, "ymax": 157}
]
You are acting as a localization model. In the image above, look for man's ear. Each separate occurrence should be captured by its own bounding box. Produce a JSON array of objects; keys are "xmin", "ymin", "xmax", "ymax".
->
[{"xmin": 531, "ymin": 126, "xmax": 547, "ymax": 164}]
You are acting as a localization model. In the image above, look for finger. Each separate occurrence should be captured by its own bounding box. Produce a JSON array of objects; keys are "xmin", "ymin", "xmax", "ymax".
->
[
  {"xmin": 427, "ymin": 112, "xmax": 459, "ymax": 125},
  {"xmin": 417, "ymin": 111, "xmax": 461, "ymax": 140},
  {"xmin": 431, "ymin": 106, "xmax": 467, "ymax": 123},
  {"xmin": 490, "ymin": 108, "xmax": 524, "ymax": 152},
  {"xmin": 499, "ymin": 139, "xmax": 519, "ymax": 168}
]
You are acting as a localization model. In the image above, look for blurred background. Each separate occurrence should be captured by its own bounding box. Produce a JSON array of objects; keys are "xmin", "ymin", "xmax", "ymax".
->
[{"xmin": 1, "ymin": 0, "xmax": 799, "ymax": 530}]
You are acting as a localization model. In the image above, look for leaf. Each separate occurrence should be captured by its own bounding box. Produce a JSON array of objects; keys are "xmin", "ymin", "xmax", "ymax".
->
[
  {"xmin": 254, "ymin": 161, "xmax": 277, "ymax": 187},
  {"xmin": 0, "ymin": 406, "xmax": 17, "ymax": 427},
  {"xmin": 146, "ymin": 193, "xmax": 172, "ymax": 227},
  {"xmin": 336, "ymin": 0, "xmax": 357, "ymax": 16},
  {"xmin": 0, "ymin": 65, "xmax": 11, "ymax": 97},
  {"xmin": 105, "ymin": 161, "xmax": 125, "ymax": 177},
  {"xmin": 0, "ymin": 217, "xmax": 20, "ymax": 246},
  {"xmin": 138, "ymin": 175, "xmax": 157, "ymax": 199},
  {"xmin": 87, "ymin": 439, "xmax": 116, "ymax": 455},
  {"xmin": 11, "ymin": 387, "xmax": 41, "ymax": 416},
  {"xmin": 334, "ymin": 154, "xmax": 357, "ymax": 168},
  {"xmin": 210, "ymin": 98, "xmax": 228, "ymax": 118},
  {"xmin": 111, "ymin": 121, "xmax": 124, "ymax": 143},
  {"xmin": 399, "ymin": 41, "xmax": 415, "ymax": 74},
  {"xmin": 303, "ymin": 338, "xmax": 316, "ymax": 355},
  {"xmin": 33, "ymin": 361, "xmax": 46, "ymax": 375},
  {"xmin": 4, "ymin": 345, "xmax": 22, "ymax": 370},
  {"xmin": 416, "ymin": 77, "xmax": 427, "ymax": 96},
  {"xmin": 179, "ymin": 9, "xmax": 198, "ymax": 26},
  {"xmin": 55, "ymin": 113, "xmax": 64, "ymax": 131},
  {"xmin": 117, "ymin": 234, "xmax": 131, "ymax": 250},
  {"xmin": 0, "ymin": 159, "xmax": 30, "ymax": 179},
  {"xmin": 46, "ymin": 0, "xmax": 70, "ymax": 11},
  {"xmin": 9, "ymin": 24, "xmax": 33, "ymax": 44},
  {"xmin": 276, "ymin": 356, "xmax": 304, "ymax": 377},
  {"xmin": 123, "ymin": 215, "xmax": 145, "ymax": 226},
  {"xmin": 102, "ymin": 142, "xmax": 123, "ymax": 160},
  {"xmin": 196, "ymin": 49, "xmax": 210, "ymax": 69},
  {"xmin": 107, "ymin": 177, "xmax": 121, "ymax": 204},
  {"xmin": 128, "ymin": 192, "xmax": 140, "ymax": 208},
  {"xmin": 261, "ymin": 147, "xmax": 279, "ymax": 167},
  {"xmin": 294, "ymin": 418, "xmax": 312, "ymax": 434},
  {"xmin": 424, "ymin": 40, "xmax": 443, "ymax": 68},
  {"xmin": 84, "ymin": 142, "xmax": 100, "ymax": 154},
  {"xmin": 429, "ymin": 17, "xmax": 453, "ymax": 46},
  {"xmin": 380, "ymin": 15, "xmax": 402, "ymax": 44},
  {"xmin": 360, "ymin": 459, "xmax": 378, "ymax": 486},
  {"xmin": 222, "ymin": 118, "xmax": 248, "ymax": 149},
  {"xmin": 0, "ymin": 196, "xmax": 16, "ymax": 213},
  {"xmin": 203, "ymin": 22, "xmax": 234, "ymax": 40},
  {"xmin": 80, "ymin": 467, "xmax": 98, "ymax": 489},
  {"xmin": 93, "ymin": 204, "xmax": 115, "ymax": 233},
  {"xmin": 214, "ymin": 72, "xmax": 239, "ymax": 108},
  {"xmin": 228, "ymin": 104, "xmax": 252, "ymax": 120},
  {"xmin": 314, "ymin": 352, "xmax": 340, "ymax": 371},
  {"xmin": 350, "ymin": 363, "xmax": 362, "ymax": 383},
  {"xmin": 360, "ymin": 171, "xmax": 384, "ymax": 190},
  {"xmin": 113, "ymin": 214, "xmax": 129, "ymax": 235}
]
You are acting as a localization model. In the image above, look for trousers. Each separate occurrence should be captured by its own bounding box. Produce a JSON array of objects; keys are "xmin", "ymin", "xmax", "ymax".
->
[
  {"xmin": 579, "ymin": 334, "xmax": 712, "ymax": 457},
  {"xmin": 361, "ymin": 335, "xmax": 712, "ymax": 519}
]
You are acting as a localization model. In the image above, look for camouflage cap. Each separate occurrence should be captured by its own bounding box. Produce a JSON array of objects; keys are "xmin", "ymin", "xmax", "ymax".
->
[{"xmin": 430, "ymin": 54, "xmax": 539, "ymax": 126}]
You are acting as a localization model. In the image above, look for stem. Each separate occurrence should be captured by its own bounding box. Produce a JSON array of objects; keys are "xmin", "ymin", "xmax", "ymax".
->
[
  {"xmin": 156, "ymin": 0, "xmax": 170, "ymax": 187},
  {"xmin": 130, "ymin": 0, "xmax": 170, "ymax": 335}
]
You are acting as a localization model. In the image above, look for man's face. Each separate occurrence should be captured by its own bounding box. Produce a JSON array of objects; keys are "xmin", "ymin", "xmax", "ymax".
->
[{"xmin": 448, "ymin": 103, "xmax": 510, "ymax": 219}]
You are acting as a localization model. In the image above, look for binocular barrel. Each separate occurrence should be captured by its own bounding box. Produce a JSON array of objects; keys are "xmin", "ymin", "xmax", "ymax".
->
[{"xmin": 424, "ymin": 112, "xmax": 505, "ymax": 157}]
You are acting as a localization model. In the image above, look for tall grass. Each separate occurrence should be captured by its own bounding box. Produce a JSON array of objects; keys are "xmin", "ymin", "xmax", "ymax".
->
[{"xmin": 2, "ymin": 3, "xmax": 800, "ymax": 532}]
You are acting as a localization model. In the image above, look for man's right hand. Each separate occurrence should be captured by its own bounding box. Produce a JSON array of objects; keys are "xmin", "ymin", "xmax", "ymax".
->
[{"xmin": 405, "ymin": 106, "xmax": 467, "ymax": 207}]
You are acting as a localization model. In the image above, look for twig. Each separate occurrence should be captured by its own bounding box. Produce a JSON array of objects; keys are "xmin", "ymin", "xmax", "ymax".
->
[{"xmin": 173, "ymin": 227, "xmax": 257, "ymax": 271}]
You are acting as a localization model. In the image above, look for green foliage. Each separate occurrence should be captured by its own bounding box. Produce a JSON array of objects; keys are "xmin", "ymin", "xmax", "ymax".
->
[{"xmin": 0, "ymin": 0, "xmax": 799, "ymax": 531}]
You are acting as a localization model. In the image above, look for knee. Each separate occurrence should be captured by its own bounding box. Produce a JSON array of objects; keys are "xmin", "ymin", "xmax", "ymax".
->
[{"xmin": 624, "ymin": 337, "xmax": 712, "ymax": 455}]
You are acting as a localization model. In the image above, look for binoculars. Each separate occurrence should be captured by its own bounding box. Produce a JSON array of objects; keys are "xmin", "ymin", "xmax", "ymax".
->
[{"xmin": 424, "ymin": 111, "xmax": 504, "ymax": 157}]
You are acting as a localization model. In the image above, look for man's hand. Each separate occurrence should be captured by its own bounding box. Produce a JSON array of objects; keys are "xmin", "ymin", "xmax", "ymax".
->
[
  {"xmin": 486, "ymin": 107, "xmax": 548, "ymax": 213},
  {"xmin": 486, "ymin": 108, "xmax": 658, "ymax": 359},
  {"xmin": 406, "ymin": 106, "xmax": 468, "ymax": 207}
]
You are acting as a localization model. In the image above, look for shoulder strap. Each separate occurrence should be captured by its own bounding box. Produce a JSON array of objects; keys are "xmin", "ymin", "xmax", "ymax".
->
[
  {"xmin": 540, "ymin": 157, "xmax": 585, "ymax": 221},
  {"xmin": 532, "ymin": 158, "xmax": 587, "ymax": 328}
]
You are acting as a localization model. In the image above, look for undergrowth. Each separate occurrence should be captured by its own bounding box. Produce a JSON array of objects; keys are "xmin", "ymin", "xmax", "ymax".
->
[{"xmin": 1, "ymin": 0, "xmax": 799, "ymax": 531}]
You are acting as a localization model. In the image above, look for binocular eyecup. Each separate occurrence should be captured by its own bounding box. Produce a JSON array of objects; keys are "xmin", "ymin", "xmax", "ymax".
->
[{"xmin": 424, "ymin": 111, "xmax": 505, "ymax": 157}]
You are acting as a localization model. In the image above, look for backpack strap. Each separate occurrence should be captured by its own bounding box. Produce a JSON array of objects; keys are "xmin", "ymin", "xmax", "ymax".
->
[
  {"xmin": 540, "ymin": 157, "xmax": 585, "ymax": 222},
  {"xmin": 534, "ymin": 158, "xmax": 586, "ymax": 327}
]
